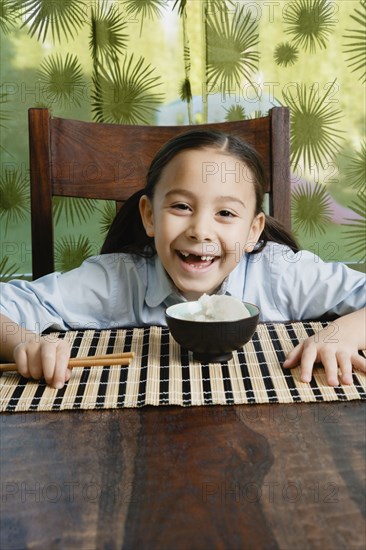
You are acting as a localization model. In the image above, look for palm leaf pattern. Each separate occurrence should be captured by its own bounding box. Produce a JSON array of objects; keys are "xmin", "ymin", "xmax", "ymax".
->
[
  {"xmin": 172, "ymin": 0, "xmax": 187, "ymax": 16},
  {"xmin": 55, "ymin": 235, "xmax": 93, "ymax": 272},
  {"xmin": 283, "ymin": 0, "xmax": 336, "ymax": 53},
  {"xmin": 174, "ymin": 0, "xmax": 193, "ymax": 123},
  {"xmin": 14, "ymin": 0, "xmax": 87, "ymax": 42},
  {"xmin": 206, "ymin": 5, "xmax": 259, "ymax": 90},
  {"xmin": 283, "ymin": 80, "xmax": 344, "ymax": 170},
  {"xmin": 123, "ymin": 0, "xmax": 165, "ymax": 19},
  {"xmin": 224, "ymin": 105, "xmax": 246, "ymax": 121},
  {"xmin": 53, "ymin": 197, "xmax": 98, "ymax": 226},
  {"xmin": 274, "ymin": 42, "xmax": 299, "ymax": 67},
  {"xmin": 0, "ymin": 91, "xmax": 11, "ymax": 131},
  {"xmin": 38, "ymin": 53, "xmax": 85, "ymax": 108},
  {"xmin": 122, "ymin": 0, "xmax": 165, "ymax": 34},
  {"xmin": 90, "ymin": 1, "xmax": 128, "ymax": 62},
  {"xmin": 91, "ymin": 55, "xmax": 164, "ymax": 124},
  {"xmin": 0, "ymin": 170, "xmax": 29, "ymax": 235},
  {"xmin": 343, "ymin": 141, "xmax": 366, "ymax": 192},
  {"xmin": 179, "ymin": 77, "xmax": 192, "ymax": 102},
  {"xmin": 343, "ymin": 196, "xmax": 366, "ymax": 261},
  {"xmin": 0, "ymin": 0, "xmax": 19, "ymax": 33},
  {"xmin": 343, "ymin": 0, "xmax": 366, "ymax": 83},
  {"xmin": 0, "ymin": 256, "xmax": 20, "ymax": 282},
  {"xmin": 291, "ymin": 182, "xmax": 333, "ymax": 237},
  {"xmin": 99, "ymin": 202, "xmax": 116, "ymax": 236}
]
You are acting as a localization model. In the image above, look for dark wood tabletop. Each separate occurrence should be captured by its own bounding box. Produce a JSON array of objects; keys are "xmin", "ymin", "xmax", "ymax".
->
[{"xmin": 1, "ymin": 401, "xmax": 365, "ymax": 550}]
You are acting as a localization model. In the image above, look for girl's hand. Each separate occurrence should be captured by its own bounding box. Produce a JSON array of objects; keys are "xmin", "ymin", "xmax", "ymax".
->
[
  {"xmin": 13, "ymin": 337, "xmax": 72, "ymax": 389},
  {"xmin": 283, "ymin": 321, "xmax": 366, "ymax": 386}
]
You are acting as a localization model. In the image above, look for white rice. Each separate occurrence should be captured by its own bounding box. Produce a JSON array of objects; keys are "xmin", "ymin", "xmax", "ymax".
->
[{"xmin": 177, "ymin": 294, "xmax": 251, "ymax": 322}]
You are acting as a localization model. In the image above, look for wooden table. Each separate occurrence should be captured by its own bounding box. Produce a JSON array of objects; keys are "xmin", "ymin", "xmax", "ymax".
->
[{"xmin": 1, "ymin": 401, "xmax": 365, "ymax": 549}]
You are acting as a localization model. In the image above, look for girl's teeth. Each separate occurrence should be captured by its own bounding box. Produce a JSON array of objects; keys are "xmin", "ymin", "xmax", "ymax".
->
[{"xmin": 179, "ymin": 251, "xmax": 215, "ymax": 261}]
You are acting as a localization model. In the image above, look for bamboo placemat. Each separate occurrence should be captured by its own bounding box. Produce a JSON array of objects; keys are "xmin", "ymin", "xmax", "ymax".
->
[{"xmin": 1, "ymin": 322, "xmax": 365, "ymax": 412}]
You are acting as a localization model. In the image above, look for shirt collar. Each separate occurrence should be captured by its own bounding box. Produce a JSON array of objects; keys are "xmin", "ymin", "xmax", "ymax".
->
[
  {"xmin": 223, "ymin": 253, "xmax": 248, "ymax": 298},
  {"xmin": 145, "ymin": 256, "xmax": 178, "ymax": 307}
]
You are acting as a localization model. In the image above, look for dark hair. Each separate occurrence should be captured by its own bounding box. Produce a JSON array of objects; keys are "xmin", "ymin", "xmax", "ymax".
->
[{"xmin": 101, "ymin": 130, "xmax": 299, "ymax": 255}]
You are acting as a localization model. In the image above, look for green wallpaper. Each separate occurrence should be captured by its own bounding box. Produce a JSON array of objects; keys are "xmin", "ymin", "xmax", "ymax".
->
[{"xmin": 0, "ymin": 0, "xmax": 365, "ymax": 280}]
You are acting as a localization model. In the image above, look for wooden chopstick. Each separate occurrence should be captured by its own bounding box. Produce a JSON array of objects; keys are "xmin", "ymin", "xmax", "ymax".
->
[{"xmin": 0, "ymin": 352, "xmax": 134, "ymax": 373}]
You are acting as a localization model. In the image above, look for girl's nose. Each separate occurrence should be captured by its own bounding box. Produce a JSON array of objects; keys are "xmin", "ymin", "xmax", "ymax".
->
[{"xmin": 186, "ymin": 216, "xmax": 214, "ymax": 242}]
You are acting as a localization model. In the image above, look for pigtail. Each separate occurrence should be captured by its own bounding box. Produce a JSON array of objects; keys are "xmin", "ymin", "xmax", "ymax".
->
[{"xmin": 100, "ymin": 189, "xmax": 155, "ymax": 256}]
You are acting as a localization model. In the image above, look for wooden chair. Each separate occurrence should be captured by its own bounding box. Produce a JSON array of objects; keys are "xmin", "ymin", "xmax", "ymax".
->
[{"xmin": 28, "ymin": 107, "xmax": 290, "ymax": 280}]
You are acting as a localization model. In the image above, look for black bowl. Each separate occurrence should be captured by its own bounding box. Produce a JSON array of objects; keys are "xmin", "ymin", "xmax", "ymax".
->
[{"xmin": 165, "ymin": 301, "xmax": 260, "ymax": 362}]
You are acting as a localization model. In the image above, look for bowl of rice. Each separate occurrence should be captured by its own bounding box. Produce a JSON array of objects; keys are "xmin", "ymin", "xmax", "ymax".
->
[{"xmin": 166, "ymin": 294, "xmax": 260, "ymax": 362}]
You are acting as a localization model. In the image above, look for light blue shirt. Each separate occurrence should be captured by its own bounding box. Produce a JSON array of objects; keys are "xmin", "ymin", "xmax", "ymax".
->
[{"xmin": 0, "ymin": 243, "xmax": 365, "ymax": 333}]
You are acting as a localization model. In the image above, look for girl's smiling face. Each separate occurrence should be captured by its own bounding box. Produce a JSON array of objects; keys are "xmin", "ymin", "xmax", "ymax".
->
[{"xmin": 139, "ymin": 147, "xmax": 265, "ymax": 300}]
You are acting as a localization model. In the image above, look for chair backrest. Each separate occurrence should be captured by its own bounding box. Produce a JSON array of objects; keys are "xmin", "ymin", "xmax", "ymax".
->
[{"xmin": 28, "ymin": 106, "xmax": 290, "ymax": 279}]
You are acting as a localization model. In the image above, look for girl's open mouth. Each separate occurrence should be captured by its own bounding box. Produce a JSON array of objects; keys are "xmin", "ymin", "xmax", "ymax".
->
[{"xmin": 177, "ymin": 250, "xmax": 217, "ymax": 270}]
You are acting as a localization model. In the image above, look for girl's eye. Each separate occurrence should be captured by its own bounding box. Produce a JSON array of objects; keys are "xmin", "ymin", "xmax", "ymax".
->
[
  {"xmin": 218, "ymin": 210, "xmax": 235, "ymax": 218},
  {"xmin": 172, "ymin": 203, "xmax": 191, "ymax": 211}
]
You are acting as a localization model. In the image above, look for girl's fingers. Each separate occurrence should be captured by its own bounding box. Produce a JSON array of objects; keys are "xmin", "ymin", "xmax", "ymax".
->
[
  {"xmin": 350, "ymin": 353, "xmax": 366, "ymax": 373},
  {"xmin": 40, "ymin": 344, "xmax": 57, "ymax": 386},
  {"xmin": 284, "ymin": 340, "xmax": 365, "ymax": 386},
  {"xmin": 26, "ymin": 352, "xmax": 46, "ymax": 380},
  {"xmin": 318, "ymin": 349, "xmax": 339, "ymax": 386},
  {"xmin": 284, "ymin": 341, "xmax": 342, "ymax": 385},
  {"xmin": 13, "ymin": 344, "xmax": 31, "ymax": 378},
  {"xmin": 298, "ymin": 343, "xmax": 318, "ymax": 383},
  {"xmin": 17, "ymin": 342, "xmax": 44, "ymax": 380},
  {"xmin": 337, "ymin": 352, "xmax": 353, "ymax": 385},
  {"xmin": 52, "ymin": 340, "xmax": 72, "ymax": 389},
  {"xmin": 13, "ymin": 339, "xmax": 72, "ymax": 389},
  {"xmin": 283, "ymin": 343, "xmax": 304, "ymax": 368}
]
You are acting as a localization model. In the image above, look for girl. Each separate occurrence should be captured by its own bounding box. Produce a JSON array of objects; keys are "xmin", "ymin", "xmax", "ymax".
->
[{"xmin": 1, "ymin": 131, "xmax": 365, "ymax": 389}]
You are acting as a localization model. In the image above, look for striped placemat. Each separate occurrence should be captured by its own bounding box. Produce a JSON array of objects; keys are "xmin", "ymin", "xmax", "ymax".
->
[{"xmin": 1, "ymin": 322, "xmax": 365, "ymax": 412}]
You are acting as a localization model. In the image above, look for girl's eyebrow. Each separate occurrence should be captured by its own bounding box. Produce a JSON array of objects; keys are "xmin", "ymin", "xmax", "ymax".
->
[
  {"xmin": 217, "ymin": 195, "xmax": 247, "ymax": 209},
  {"xmin": 164, "ymin": 188, "xmax": 194, "ymax": 199},
  {"xmin": 164, "ymin": 189, "xmax": 247, "ymax": 208}
]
